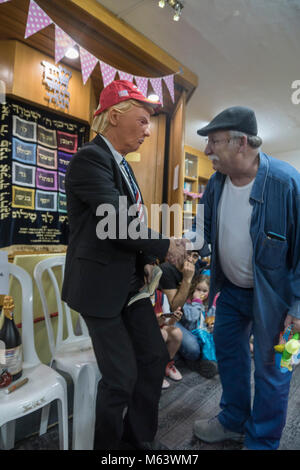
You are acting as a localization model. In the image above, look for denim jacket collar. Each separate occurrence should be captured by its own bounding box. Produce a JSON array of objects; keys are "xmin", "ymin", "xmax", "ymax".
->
[{"xmin": 249, "ymin": 152, "xmax": 269, "ymax": 204}]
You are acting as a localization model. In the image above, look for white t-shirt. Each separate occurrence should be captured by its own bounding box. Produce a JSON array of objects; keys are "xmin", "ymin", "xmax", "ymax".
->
[{"xmin": 217, "ymin": 176, "xmax": 254, "ymax": 288}]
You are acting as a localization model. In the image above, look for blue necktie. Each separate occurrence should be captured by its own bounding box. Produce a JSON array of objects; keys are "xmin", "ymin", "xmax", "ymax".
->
[{"xmin": 121, "ymin": 158, "xmax": 144, "ymax": 222}]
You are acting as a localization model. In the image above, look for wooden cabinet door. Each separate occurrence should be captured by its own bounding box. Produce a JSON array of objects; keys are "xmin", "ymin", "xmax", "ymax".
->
[
  {"xmin": 127, "ymin": 113, "xmax": 166, "ymax": 231},
  {"xmin": 166, "ymin": 91, "xmax": 186, "ymax": 237}
]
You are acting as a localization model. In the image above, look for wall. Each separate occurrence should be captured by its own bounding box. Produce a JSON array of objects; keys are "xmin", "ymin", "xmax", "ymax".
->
[
  {"xmin": 0, "ymin": 40, "xmax": 94, "ymax": 124},
  {"xmin": 272, "ymin": 149, "xmax": 300, "ymax": 173}
]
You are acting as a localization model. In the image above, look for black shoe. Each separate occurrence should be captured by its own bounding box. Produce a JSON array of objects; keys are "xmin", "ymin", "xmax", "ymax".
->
[
  {"xmin": 197, "ymin": 360, "xmax": 218, "ymax": 378},
  {"xmin": 186, "ymin": 359, "xmax": 218, "ymax": 378}
]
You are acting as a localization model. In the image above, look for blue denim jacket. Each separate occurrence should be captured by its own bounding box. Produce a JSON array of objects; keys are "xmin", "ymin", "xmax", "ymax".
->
[{"xmin": 194, "ymin": 152, "xmax": 300, "ymax": 361}]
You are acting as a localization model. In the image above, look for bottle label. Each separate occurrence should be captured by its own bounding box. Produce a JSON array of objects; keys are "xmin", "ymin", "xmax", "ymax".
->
[{"xmin": 1, "ymin": 346, "xmax": 23, "ymax": 375}]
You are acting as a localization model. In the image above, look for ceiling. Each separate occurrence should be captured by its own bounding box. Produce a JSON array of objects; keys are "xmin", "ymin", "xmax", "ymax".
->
[{"xmin": 96, "ymin": 0, "xmax": 300, "ymax": 156}]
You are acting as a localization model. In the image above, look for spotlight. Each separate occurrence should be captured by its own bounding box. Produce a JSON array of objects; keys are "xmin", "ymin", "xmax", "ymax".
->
[
  {"xmin": 157, "ymin": 0, "xmax": 184, "ymax": 22},
  {"xmin": 65, "ymin": 46, "xmax": 79, "ymax": 59},
  {"xmin": 147, "ymin": 93, "xmax": 160, "ymax": 102},
  {"xmin": 173, "ymin": 3, "xmax": 182, "ymax": 21}
]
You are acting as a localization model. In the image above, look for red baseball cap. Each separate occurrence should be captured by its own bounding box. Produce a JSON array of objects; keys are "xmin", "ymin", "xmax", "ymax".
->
[{"xmin": 93, "ymin": 80, "xmax": 161, "ymax": 117}]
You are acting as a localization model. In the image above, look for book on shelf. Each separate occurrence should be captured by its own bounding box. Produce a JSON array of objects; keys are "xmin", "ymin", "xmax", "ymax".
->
[{"xmin": 127, "ymin": 265, "xmax": 163, "ymax": 307}]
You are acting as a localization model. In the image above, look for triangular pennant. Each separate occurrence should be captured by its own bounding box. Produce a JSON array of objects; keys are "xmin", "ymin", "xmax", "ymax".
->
[
  {"xmin": 79, "ymin": 47, "xmax": 99, "ymax": 85},
  {"xmin": 134, "ymin": 76, "xmax": 148, "ymax": 97},
  {"xmin": 118, "ymin": 71, "xmax": 133, "ymax": 82},
  {"xmin": 25, "ymin": 0, "xmax": 53, "ymax": 39},
  {"xmin": 100, "ymin": 61, "xmax": 117, "ymax": 87},
  {"xmin": 163, "ymin": 74, "xmax": 175, "ymax": 103},
  {"xmin": 150, "ymin": 77, "xmax": 163, "ymax": 106},
  {"xmin": 55, "ymin": 25, "xmax": 76, "ymax": 64}
]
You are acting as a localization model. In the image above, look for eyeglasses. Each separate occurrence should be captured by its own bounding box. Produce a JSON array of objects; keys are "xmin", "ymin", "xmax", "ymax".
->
[
  {"xmin": 205, "ymin": 138, "xmax": 232, "ymax": 146},
  {"xmin": 205, "ymin": 137, "xmax": 240, "ymax": 147}
]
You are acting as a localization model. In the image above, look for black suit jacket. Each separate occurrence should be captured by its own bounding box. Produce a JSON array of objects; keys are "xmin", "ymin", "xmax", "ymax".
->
[{"xmin": 61, "ymin": 134, "xmax": 169, "ymax": 318}]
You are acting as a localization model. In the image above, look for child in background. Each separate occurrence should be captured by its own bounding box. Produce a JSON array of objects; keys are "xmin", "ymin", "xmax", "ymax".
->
[
  {"xmin": 151, "ymin": 290, "xmax": 183, "ymax": 389},
  {"xmin": 180, "ymin": 274, "xmax": 218, "ymax": 378}
]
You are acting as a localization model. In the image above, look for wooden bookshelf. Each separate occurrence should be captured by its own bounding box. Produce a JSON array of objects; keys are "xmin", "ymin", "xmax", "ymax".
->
[{"xmin": 183, "ymin": 145, "xmax": 214, "ymax": 232}]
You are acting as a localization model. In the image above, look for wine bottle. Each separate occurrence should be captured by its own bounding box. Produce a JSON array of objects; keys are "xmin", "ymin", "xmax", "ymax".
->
[{"xmin": 0, "ymin": 296, "xmax": 22, "ymax": 381}]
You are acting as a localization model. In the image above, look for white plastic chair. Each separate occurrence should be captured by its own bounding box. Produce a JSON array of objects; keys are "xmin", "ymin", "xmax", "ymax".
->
[
  {"xmin": 0, "ymin": 263, "xmax": 69, "ymax": 450},
  {"xmin": 33, "ymin": 256, "xmax": 101, "ymax": 450}
]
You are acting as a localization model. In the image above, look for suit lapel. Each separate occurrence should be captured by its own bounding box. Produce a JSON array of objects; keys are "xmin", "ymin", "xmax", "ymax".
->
[{"xmin": 92, "ymin": 134, "xmax": 137, "ymax": 205}]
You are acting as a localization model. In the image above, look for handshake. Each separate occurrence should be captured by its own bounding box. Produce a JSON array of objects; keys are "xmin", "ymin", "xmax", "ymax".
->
[{"xmin": 165, "ymin": 237, "xmax": 194, "ymax": 270}]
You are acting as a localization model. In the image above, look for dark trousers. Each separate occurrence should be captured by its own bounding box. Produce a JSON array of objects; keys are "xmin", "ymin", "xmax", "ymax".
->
[{"xmin": 84, "ymin": 297, "xmax": 169, "ymax": 450}]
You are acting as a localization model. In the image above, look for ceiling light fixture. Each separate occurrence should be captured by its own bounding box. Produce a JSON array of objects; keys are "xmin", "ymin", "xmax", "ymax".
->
[
  {"xmin": 65, "ymin": 46, "xmax": 79, "ymax": 60},
  {"xmin": 157, "ymin": 0, "xmax": 184, "ymax": 21},
  {"xmin": 147, "ymin": 93, "xmax": 160, "ymax": 102},
  {"xmin": 173, "ymin": 3, "xmax": 182, "ymax": 21}
]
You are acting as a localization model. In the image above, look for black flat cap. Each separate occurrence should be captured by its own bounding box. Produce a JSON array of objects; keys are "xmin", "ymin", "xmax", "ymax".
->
[{"xmin": 197, "ymin": 106, "xmax": 258, "ymax": 136}]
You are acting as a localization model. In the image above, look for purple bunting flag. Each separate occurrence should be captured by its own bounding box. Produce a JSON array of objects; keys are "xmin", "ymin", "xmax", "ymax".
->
[
  {"xmin": 150, "ymin": 77, "xmax": 163, "ymax": 106},
  {"xmin": 21, "ymin": 0, "xmax": 177, "ymax": 99},
  {"xmin": 25, "ymin": 0, "xmax": 53, "ymax": 39},
  {"xmin": 118, "ymin": 71, "xmax": 133, "ymax": 82},
  {"xmin": 100, "ymin": 61, "xmax": 117, "ymax": 87},
  {"xmin": 134, "ymin": 76, "xmax": 149, "ymax": 98},
  {"xmin": 79, "ymin": 47, "xmax": 99, "ymax": 85},
  {"xmin": 163, "ymin": 74, "xmax": 175, "ymax": 103},
  {"xmin": 55, "ymin": 25, "xmax": 76, "ymax": 64},
  {"xmin": 0, "ymin": 0, "xmax": 11, "ymax": 3}
]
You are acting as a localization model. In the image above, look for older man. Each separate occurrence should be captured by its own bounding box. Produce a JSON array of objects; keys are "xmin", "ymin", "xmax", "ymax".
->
[
  {"xmin": 191, "ymin": 106, "xmax": 300, "ymax": 450},
  {"xmin": 62, "ymin": 80, "xmax": 185, "ymax": 450}
]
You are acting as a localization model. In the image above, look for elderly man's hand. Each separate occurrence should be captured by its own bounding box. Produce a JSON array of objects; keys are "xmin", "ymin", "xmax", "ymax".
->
[
  {"xmin": 284, "ymin": 314, "xmax": 300, "ymax": 333},
  {"xmin": 165, "ymin": 238, "xmax": 187, "ymax": 270}
]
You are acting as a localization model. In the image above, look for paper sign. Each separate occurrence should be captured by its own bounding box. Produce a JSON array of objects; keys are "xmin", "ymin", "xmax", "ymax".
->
[
  {"xmin": 0, "ymin": 251, "xmax": 9, "ymax": 295},
  {"xmin": 173, "ymin": 164, "xmax": 179, "ymax": 190},
  {"xmin": 0, "ymin": 340, "xmax": 6, "ymax": 366}
]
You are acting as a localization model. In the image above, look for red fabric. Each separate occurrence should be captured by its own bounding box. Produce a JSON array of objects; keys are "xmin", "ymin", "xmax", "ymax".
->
[
  {"xmin": 213, "ymin": 292, "xmax": 220, "ymax": 307},
  {"xmin": 94, "ymin": 80, "xmax": 161, "ymax": 116},
  {"xmin": 153, "ymin": 289, "xmax": 164, "ymax": 315}
]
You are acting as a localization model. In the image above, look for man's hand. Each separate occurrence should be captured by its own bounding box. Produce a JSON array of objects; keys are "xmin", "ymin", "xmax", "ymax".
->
[
  {"xmin": 168, "ymin": 307, "xmax": 182, "ymax": 326},
  {"xmin": 182, "ymin": 259, "xmax": 195, "ymax": 283},
  {"xmin": 157, "ymin": 314, "xmax": 166, "ymax": 327},
  {"xmin": 165, "ymin": 238, "xmax": 187, "ymax": 270},
  {"xmin": 284, "ymin": 314, "xmax": 300, "ymax": 333},
  {"xmin": 144, "ymin": 264, "xmax": 154, "ymax": 285}
]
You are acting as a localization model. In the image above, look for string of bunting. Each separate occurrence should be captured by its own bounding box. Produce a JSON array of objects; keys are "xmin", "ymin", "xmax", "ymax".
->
[{"xmin": 0, "ymin": 0, "xmax": 179, "ymax": 106}]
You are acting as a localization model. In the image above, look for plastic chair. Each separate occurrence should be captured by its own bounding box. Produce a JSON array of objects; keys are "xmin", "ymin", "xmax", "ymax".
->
[
  {"xmin": 0, "ymin": 263, "xmax": 69, "ymax": 450},
  {"xmin": 33, "ymin": 256, "xmax": 101, "ymax": 450}
]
